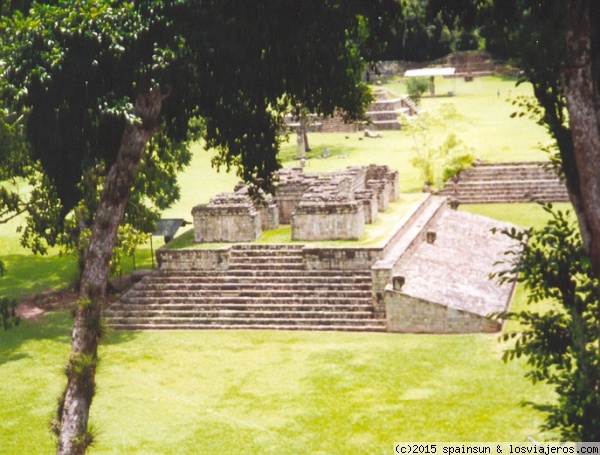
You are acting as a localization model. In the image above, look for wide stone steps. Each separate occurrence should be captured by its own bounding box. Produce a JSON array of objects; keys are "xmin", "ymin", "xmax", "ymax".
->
[
  {"xmin": 108, "ymin": 244, "xmax": 384, "ymax": 331},
  {"xmin": 111, "ymin": 302, "xmax": 374, "ymax": 313},
  {"xmin": 228, "ymin": 262, "xmax": 306, "ymax": 270},
  {"xmin": 459, "ymin": 167, "xmax": 556, "ymax": 179},
  {"xmin": 142, "ymin": 275, "xmax": 371, "ymax": 285},
  {"xmin": 148, "ymin": 270, "xmax": 372, "ymax": 279},
  {"xmin": 108, "ymin": 321, "xmax": 387, "ymax": 332},
  {"xmin": 110, "ymin": 309, "xmax": 374, "ymax": 320},
  {"xmin": 439, "ymin": 162, "xmax": 569, "ymax": 203},
  {"xmin": 123, "ymin": 289, "xmax": 370, "ymax": 299},
  {"xmin": 130, "ymin": 282, "xmax": 371, "ymax": 296}
]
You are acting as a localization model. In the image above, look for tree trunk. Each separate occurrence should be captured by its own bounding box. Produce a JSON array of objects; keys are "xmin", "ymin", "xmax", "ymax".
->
[
  {"xmin": 55, "ymin": 87, "xmax": 164, "ymax": 455},
  {"xmin": 563, "ymin": 0, "xmax": 600, "ymax": 280},
  {"xmin": 296, "ymin": 120, "xmax": 306, "ymax": 159}
]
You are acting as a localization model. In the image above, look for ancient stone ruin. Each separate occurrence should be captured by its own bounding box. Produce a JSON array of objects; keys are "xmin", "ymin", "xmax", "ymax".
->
[
  {"xmin": 192, "ymin": 164, "xmax": 399, "ymax": 242},
  {"xmin": 111, "ymin": 163, "xmax": 524, "ymax": 335},
  {"xmin": 191, "ymin": 193, "xmax": 262, "ymax": 242},
  {"xmin": 110, "ymin": 193, "xmax": 519, "ymax": 334}
]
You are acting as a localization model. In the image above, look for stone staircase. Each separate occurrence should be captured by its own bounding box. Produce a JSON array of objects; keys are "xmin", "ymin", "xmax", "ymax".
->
[
  {"xmin": 438, "ymin": 162, "xmax": 570, "ymax": 203},
  {"xmin": 107, "ymin": 244, "xmax": 386, "ymax": 331},
  {"xmin": 365, "ymin": 98, "xmax": 406, "ymax": 130},
  {"xmin": 318, "ymin": 116, "xmax": 360, "ymax": 133}
]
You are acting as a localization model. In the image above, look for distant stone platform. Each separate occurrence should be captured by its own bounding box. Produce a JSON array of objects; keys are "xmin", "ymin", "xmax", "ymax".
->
[{"xmin": 438, "ymin": 161, "xmax": 569, "ymax": 203}]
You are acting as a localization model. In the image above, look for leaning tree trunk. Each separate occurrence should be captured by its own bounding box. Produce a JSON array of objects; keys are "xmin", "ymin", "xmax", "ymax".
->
[
  {"xmin": 55, "ymin": 87, "xmax": 164, "ymax": 455},
  {"xmin": 563, "ymin": 0, "xmax": 600, "ymax": 281}
]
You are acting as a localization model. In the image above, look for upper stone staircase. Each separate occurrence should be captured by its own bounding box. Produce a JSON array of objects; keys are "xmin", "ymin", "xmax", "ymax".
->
[
  {"xmin": 438, "ymin": 161, "xmax": 569, "ymax": 203},
  {"xmin": 107, "ymin": 244, "xmax": 386, "ymax": 331}
]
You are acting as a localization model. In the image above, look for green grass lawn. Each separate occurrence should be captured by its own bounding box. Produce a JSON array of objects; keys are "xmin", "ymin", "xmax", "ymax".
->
[
  {"xmin": 0, "ymin": 75, "xmax": 564, "ymax": 453},
  {"xmin": 0, "ymin": 202, "xmax": 563, "ymax": 454},
  {"xmin": 0, "ymin": 314, "xmax": 553, "ymax": 454}
]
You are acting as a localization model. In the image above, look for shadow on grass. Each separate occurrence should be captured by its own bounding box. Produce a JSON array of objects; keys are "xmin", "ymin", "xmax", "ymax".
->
[
  {"xmin": 0, "ymin": 253, "xmax": 77, "ymax": 301},
  {"xmin": 0, "ymin": 309, "xmax": 141, "ymax": 366},
  {"xmin": 0, "ymin": 311, "xmax": 72, "ymax": 366},
  {"xmin": 102, "ymin": 326, "xmax": 140, "ymax": 346}
]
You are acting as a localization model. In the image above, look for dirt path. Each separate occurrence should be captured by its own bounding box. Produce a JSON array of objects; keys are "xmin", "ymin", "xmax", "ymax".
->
[{"xmin": 16, "ymin": 288, "xmax": 79, "ymax": 320}]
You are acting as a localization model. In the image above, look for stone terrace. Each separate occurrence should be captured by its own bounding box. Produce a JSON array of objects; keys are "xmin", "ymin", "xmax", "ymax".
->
[
  {"xmin": 108, "ymin": 195, "xmax": 519, "ymax": 333},
  {"xmin": 199, "ymin": 164, "xmax": 400, "ymax": 242},
  {"xmin": 108, "ymin": 244, "xmax": 385, "ymax": 331},
  {"xmin": 439, "ymin": 161, "xmax": 569, "ymax": 203}
]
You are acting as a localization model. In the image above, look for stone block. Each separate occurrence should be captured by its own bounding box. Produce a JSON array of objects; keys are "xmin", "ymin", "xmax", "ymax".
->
[
  {"xmin": 192, "ymin": 193, "xmax": 261, "ymax": 242},
  {"xmin": 354, "ymin": 189, "xmax": 378, "ymax": 223},
  {"xmin": 291, "ymin": 195, "xmax": 365, "ymax": 241},
  {"xmin": 366, "ymin": 179, "xmax": 390, "ymax": 211}
]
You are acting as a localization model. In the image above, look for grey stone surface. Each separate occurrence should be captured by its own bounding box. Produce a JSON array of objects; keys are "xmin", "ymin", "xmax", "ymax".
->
[
  {"xmin": 291, "ymin": 194, "xmax": 365, "ymax": 240},
  {"xmin": 389, "ymin": 208, "xmax": 518, "ymax": 327},
  {"xmin": 192, "ymin": 193, "xmax": 262, "ymax": 242}
]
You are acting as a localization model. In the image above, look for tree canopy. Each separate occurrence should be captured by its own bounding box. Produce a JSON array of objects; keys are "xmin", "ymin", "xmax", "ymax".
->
[
  {"xmin": 425, "ymin": 0, "xmax": 600, "ymax": 440},
  {"xmin": 0, "ymin": 1, "xmax": 406, "ymax": 452}
]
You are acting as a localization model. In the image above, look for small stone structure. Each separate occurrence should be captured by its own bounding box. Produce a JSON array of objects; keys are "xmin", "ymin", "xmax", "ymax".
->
[
  {"xmin": 232, "ymin": 183, "xmax": 280, "ymax": 230},
  {"xmin": 192, "ymin": 193, "xmax": 262, "ymax": 242},
  {"xmin": 291, "ymin": 194, "xmax": 365, "ymax": 240},
  {"xmin": 192, "ymin": 164, "xmax": 399, "ymax": 243},
  {"xmin": 277, "ymin": 164, "xmax": 398, "ymax": 241},
  {"xmin": 284, "ymin": 88, "xmax": 417, "ymax": 132}
]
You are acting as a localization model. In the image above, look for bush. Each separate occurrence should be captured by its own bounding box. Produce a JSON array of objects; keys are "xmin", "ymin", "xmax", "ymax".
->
[{"xmin": 406, "ymin": 76, "xmax": 430, "ymax": 104}]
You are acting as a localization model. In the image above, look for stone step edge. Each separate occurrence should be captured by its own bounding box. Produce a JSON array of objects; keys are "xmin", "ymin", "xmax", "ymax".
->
[
  {"xmin": 109, "ymin": 305, "xmax": 375, "ymax": 312},
  {"xmin": 374, "ymin": 195, "xmax": 447, "ymax": 270},
  {"xmin": 108, "ymin": 324, "xmax": 387, "ymax": 332}
]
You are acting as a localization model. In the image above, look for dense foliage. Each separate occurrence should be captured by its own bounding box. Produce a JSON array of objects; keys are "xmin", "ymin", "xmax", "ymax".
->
[
  {"xmin": 493, "ymin": 206, "xmax": 600, "ymax": 440},
  {"xmin": 426, "ymin": 0, "xmax": 600, "ymax": 440},
  {"xmin": 1, "ymin": 1, "xmax": 408, "ymax": 452},
  {"xmin": 0, "ymin": 1, "xmax": 401, "ymax": 257}
]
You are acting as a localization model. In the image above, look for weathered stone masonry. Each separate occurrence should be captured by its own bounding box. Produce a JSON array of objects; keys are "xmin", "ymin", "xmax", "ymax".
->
[
  {"xmin": 192, "ymin": 164, "xmax": 399, "ymax": 243},
  {"xmin": 192, "ymin": 193, "xmax": 262, "ymax": 242}
]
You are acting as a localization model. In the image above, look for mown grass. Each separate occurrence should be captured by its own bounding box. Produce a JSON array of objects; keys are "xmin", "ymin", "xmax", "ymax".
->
[
  {"xmin": 0, "ymin": 315, "xmax": 553, "ymax": 454},
  {"xmin": 0, "ymin": 75, "xmax": 563, "ymax": 453},
  {"xmin": 0, "ymin": 203, "xmax": 562, "ymax": 454}
]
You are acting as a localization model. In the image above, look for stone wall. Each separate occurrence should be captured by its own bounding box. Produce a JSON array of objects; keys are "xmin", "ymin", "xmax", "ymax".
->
[
  {"xmin": 256, "ymin": 201, "xmax": 279, "ymax": 230},
  {"xmin": 303, "ymin": 246, "xmax": 382, "ymax": 270},
  {"xmin": 354, "ymin": 190, "xmax": 378, "ymax": 224},
  {"xmin": 233, "ymin": 184, "xmax": 280, "ymax": 231},
  {"xmin": 371, "ymin": 196, "xmax": 447, "ymax": 303},
  {"xmin": 366, "ymin": 179, "xmax": 390, "ymax": 211},
  {"xmin": 385, "ymin": 286, "xmax": 502, "ymax": 333},
  {"xmin": 192, "ymin": 193, "xmax": 262, "ymax": 242},
  {"xmin": 291, "ymin": 194, "xmax": 365, "ymax": 240},
  {"xmin": 366, "ymin": 164, "xmax": 399, "ymax": 201},
  {"xmin": 157, "ymin": 247, "xmax": 230, "ymax": 271},
  {"xmin": 190, "ymin": 165, "xmax": 400, "ymax": 244},
  {"xmin": 274, "ymin": 165, "xmax": 398, "ymax": 241}
]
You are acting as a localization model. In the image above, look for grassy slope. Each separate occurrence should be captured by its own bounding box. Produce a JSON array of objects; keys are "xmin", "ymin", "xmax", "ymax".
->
[{"xmin": 0, "ymin": 76, "xmax": 564, "ymax": 453}]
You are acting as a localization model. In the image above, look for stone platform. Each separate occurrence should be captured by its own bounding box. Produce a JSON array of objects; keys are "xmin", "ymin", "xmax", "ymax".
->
[
  {"xmin": 383, "ymin": 208, "xmax": 517, "ymax": 333},
  {"xmin": 108, "ymin": 195, "xmax": 520, "ymax": 333},
  {"xmin": 193, "ymin": 165, "xmax": 399, "ymax": 243},
  {"xmin": 438, "ymin": 161, "xmax": 569, "ymax": 203}
]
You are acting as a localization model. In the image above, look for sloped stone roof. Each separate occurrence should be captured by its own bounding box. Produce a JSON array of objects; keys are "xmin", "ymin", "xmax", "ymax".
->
[{"xmin": 396, "ymin": 209, "xmax": 519, "ymax": 317}]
